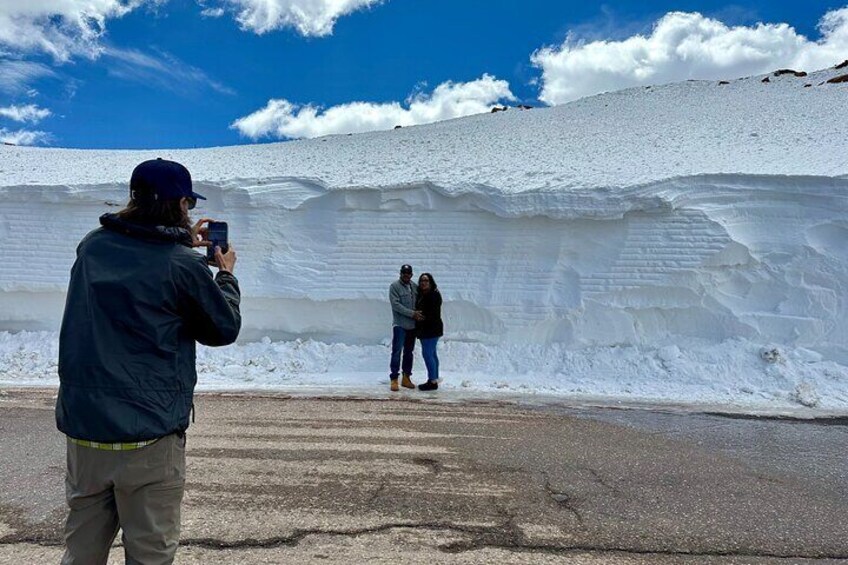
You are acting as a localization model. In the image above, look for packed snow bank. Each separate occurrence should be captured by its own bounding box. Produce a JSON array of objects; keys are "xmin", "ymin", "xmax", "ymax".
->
[
  {"xmin": 3, "ymin": 174, "xmax": 847, "ymax": 358},
  {"xmin": 1, "ymin": 66, "xmax": 847, "ymax": 412}
]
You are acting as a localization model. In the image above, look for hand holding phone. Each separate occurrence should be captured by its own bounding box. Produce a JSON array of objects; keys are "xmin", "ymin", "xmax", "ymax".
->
[
  {"xmin": 206, "ymin": 221, "xmax": 228, "ymax": 265},
  {"xmin": 215, "ymin": 244, "xmax": 237, "ymax": 274}
]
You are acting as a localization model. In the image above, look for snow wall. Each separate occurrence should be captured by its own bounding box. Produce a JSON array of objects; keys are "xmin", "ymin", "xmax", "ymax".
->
[{"xmin": 2, "ymin": 173, "xmax": 846, "ymax": 365}]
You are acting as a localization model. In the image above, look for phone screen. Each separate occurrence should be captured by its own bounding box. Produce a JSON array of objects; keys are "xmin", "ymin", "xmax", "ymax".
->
[{"xmin": 206, "ymin": 221, "xmax": 229, "ymax": 264}]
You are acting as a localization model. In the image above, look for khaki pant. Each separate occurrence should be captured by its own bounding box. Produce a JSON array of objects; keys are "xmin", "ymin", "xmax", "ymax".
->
[{"xmin": 61, "ymin": 433, "xmax": 186, "ymax": 565}]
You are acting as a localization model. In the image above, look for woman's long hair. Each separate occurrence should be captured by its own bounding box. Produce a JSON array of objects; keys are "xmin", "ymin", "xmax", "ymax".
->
[
  {"xmin": 418, "ymin": 272, "xmax": 438, "ymax": 292},
  {"xmin": 117, "ymin": 198, "xmax": 191, "ymax": 230}
]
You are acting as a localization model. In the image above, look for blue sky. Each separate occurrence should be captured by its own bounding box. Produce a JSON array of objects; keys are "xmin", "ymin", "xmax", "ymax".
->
[{"xmin": 0, "ymin": 0, "xmax": 846, "ymax": 149}]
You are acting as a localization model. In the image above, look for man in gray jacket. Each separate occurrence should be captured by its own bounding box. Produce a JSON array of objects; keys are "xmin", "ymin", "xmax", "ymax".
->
[
  {"xmin": 56, "ymin": 158, "xmax": 240, "ymax": 564},
  {"xmin": 388, "ymin": 264, "xmax": 421, "ymax": 391}
]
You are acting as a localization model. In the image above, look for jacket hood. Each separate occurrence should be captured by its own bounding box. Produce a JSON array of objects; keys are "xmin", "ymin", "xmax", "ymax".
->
[{"xmin": 100, "ymin": 213, "xmax": 193, "ymax": 246}]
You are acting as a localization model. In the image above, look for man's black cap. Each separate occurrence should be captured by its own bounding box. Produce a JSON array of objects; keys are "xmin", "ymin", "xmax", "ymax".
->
[
  {"xmin": 400, "ymin": 264, "xmax": 413, "ymax": 274},
  {"xmin": 130, "ymin": 158, "xmax": 206, "ymax": 203}
]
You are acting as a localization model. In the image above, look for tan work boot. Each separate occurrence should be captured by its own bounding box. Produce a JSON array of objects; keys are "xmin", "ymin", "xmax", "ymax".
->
[
  {"xmin": 401, "ymin": 374, "xmax": 415, "ymax": 389},
  {"xmin": 390, "ymin": 379, "xmax": 399, "ymax": 392}
]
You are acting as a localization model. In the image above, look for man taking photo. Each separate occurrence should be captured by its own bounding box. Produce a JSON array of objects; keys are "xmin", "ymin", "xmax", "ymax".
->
[{"xmin": 55, "ymin": 158, "xmax": 240, "ymax": 564}]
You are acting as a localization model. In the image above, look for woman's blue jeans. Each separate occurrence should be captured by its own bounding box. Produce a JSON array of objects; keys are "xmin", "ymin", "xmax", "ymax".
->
[{"xmin": 420, "ymin": 337, "xmax": 440, "ymax": 382}]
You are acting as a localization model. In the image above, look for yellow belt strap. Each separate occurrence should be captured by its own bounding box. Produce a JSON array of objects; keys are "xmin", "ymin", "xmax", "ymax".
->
[{"xmin": 68, "ymin": 437, "xmax": 160, "ymax": 451}]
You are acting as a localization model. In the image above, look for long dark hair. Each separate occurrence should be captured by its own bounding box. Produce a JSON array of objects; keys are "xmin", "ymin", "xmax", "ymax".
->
[
  {"xmin": 418, "ymin": 272, "xmax": 438, "ymax": 292},
  {"xmin": 117, "ymin": 198, "xmax": 190, "ymax": 230}
]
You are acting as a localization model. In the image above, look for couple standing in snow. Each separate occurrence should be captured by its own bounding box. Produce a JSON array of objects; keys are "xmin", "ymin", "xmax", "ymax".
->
[{"xmin": 388, "ymin": 264, "xmax": 444, "ymax": 391}]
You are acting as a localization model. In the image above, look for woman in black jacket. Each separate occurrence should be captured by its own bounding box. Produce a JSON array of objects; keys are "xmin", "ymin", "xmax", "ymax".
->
[{"xmin": 415, "ymin": 272, "xmax": 443, "ymax": 391}]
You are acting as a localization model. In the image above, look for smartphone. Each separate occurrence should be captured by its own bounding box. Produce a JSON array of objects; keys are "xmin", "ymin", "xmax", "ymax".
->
[{"xmin": 206, "ymin": 221, "xmax": 229, "ymax": 265}]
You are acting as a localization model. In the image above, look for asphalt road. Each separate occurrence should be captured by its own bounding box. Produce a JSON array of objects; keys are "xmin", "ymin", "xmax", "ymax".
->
[{"xmin": 0, "ymin": 389, "xmax": 846, "ymax": 564}]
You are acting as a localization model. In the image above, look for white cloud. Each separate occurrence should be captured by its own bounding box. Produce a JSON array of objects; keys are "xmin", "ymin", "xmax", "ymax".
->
[
  {"xmin": 532, "ymin": 7, "xmax": 848, "ymax": 105},
  {"xmin": 105, "ymin": 47, "xmax": 235, "ymax": 96},
  {"xmin": 0, "ymin": 0, "xmax": 154, "ymax": 62},
  {"xmin": 0, "ymin": 0, "xmax": 381, "ymax": 68},
  {"xmin": 0, "ymin": 127, "xmax": 49, "ymax": 145},
  {"xmin": 217, "ymin": 0, "xmax": 384, "ymax": 36},
  {"xmin": 231, "ymin": 74, "xmax": 515, "ymax": 140},
  {"xmin": 0, "ymin": 59, "xmax": 57, "ymax": 94},
  {"xmin": 201, "ymin": 7, "xmax": 225, "ymax": 17},
  {"xmin": 0, "ymin": 104, "xmax": 51, "ymax": 123}
]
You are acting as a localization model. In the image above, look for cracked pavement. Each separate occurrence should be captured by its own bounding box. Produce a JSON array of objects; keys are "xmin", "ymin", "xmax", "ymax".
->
[{"xmin": 0, "ymin": 389, "xmax": 846, "ymax": 564}]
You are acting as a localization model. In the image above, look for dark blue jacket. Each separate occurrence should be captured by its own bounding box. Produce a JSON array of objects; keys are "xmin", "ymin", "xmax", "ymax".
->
[{"xmin": 56, "ymin": 213, "xmax": 241, "ymax": 442}]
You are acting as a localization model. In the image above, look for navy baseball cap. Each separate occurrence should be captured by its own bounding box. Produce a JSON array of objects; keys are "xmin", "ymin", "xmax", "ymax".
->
[
  {"xmin": 130, "ymin": 158, "xmax": 206, "ymax": 203},
  {"xmin": 400, "ymin": 264, "xmax": 413, "ymax": 274}
]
